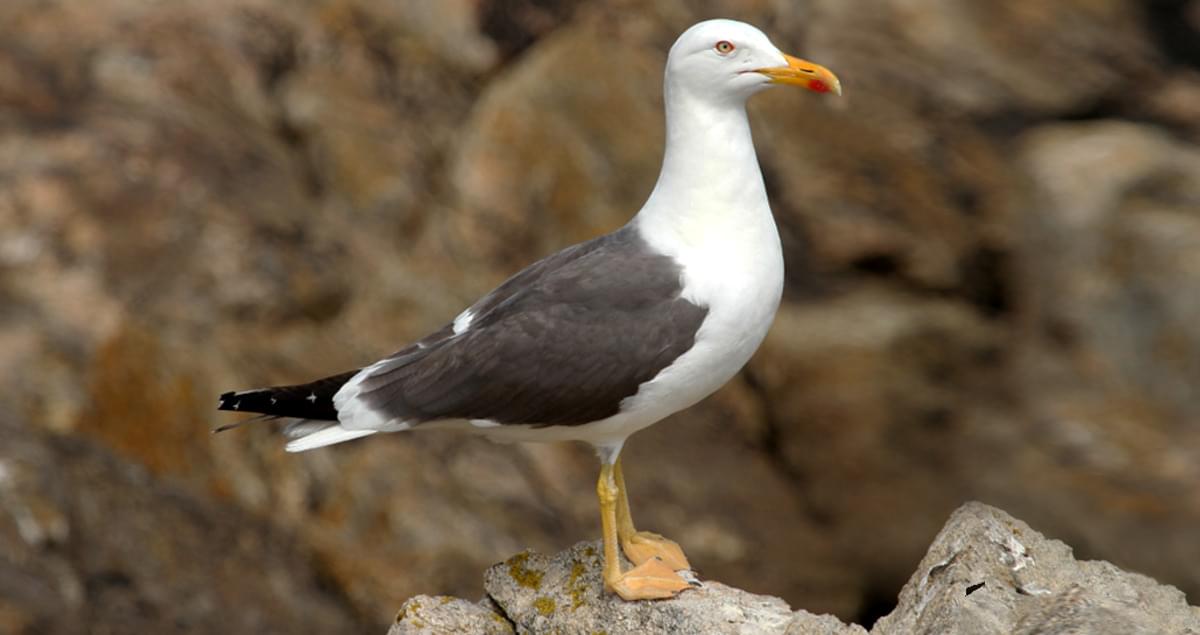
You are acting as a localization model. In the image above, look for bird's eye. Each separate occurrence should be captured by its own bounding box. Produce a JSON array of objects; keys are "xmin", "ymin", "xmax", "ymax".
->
[{"xmin": 714, "ymin": 40, "xmax": 735, "ymax": 55}]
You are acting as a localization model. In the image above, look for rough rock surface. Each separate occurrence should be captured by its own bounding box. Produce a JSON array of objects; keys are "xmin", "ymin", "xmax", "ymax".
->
[
  {"xmin": 391, "ymin": 595, "xmax": 515, "ymax": 635},
  {"xmin": 871, "ymin": 503, "xmax": 1200, "ymax": 635},
  {"xmin": 393, "ymin": 541, "xmax": 864, "ymax": 635},
  {"xmin": 0, "ymin": 411, "xmax": 362, "ymax": 634},
  {"xmin": 478, "ymin": 544, "xmax": 862, "ymax": 635},
  {"xmin": 3, "ymin": 0, "xmax": 1200, "ymax": 631},
  {"xmin": 393, "ymin": 503, "xmax": 1200, "ymax": 635}
]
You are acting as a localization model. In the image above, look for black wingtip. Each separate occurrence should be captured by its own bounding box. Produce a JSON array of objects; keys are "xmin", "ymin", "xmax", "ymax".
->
[
  {"xmin": 215, "ymin": 370, "xmax": 356, "ymax": 421},
  {"xmin": 217, "ymin": 391, "xmax": 237, "ymax": 412}
]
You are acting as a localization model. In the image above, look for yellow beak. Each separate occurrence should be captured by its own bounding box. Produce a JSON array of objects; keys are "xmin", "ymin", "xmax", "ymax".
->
[{"xmin": 756, "ymin": 53, "xmax": 842, "ymax": 96}]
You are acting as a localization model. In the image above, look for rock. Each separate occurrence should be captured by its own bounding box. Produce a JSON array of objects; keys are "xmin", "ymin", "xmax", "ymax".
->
[
  {"xmin": 446, "ymin": 8, "xmax": 665, "ymax": 273},
  {"xmin": 1019, "ymin": 121, "xmax": 1200, "ymax": 425},
  {"xmin": 998, "ymin": 120, "xmax": 1200, "ymax": 594},
  {"xmin": 389, "ymin": 595, "xmax": 514, "ymax": 635},
  {"xmin": 396, "ymin": 541, "xmax": 864, "ymax": 635},
  {"xmin": 0, "ymin": 410, "xmax": 363, "ymax": 634},
  {"xmin": 873, "ymin": 503, "xmax": 1200, "ymax": 635},
  {"xmin": 393, "ymin": 503, "xmax": 1200, "ymax": 634},
  {"xmin": 800, "ymin": 0, "xmax": 1155, "ymax": 118},
  {"xmin": 745, "ymin": 290, "xmax": 1005, "ymax": 588}
]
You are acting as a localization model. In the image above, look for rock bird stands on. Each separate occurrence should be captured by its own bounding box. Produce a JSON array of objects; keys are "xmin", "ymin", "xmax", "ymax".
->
[{"xmin": 218, "ymin": 19, "xmax": 840, "ymax": 601}]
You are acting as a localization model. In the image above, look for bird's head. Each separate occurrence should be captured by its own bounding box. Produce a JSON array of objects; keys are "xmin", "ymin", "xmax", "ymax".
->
[{"xmin": 665, "ymin": 19, "xmax": 841, "ymax": 106}]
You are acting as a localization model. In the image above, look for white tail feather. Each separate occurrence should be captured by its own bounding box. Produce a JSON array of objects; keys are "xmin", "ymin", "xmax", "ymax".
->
[{"xmin": 285, "ymin": 424, "xmax": 377, "ymax": 452}]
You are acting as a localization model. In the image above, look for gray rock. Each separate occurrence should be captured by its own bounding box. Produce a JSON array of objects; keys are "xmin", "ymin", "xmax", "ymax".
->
[
  {"xmin": 1020, "ymin": 121, "xmax": 1200, "ymax": 424},
  {"xmin": 388, "ymin": 595, "xmax": 514, "ymax": 635},
  {"xmin": 482, "ymin": 543, "xmax": 865, "ymax": 635},
  {"xmin": 392, "ymin": 540, "xmax": 864, "ymax": 635},
  {"xmin": 872, "ymin": 503, "xmax": 1200, "ymax": 635},
  {"xmin": 394, "ymin": 503, "xmax": 1200, "ymax": 634}
]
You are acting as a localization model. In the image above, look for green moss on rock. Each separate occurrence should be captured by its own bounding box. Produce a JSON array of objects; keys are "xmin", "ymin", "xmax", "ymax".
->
[
  {"xmin": 534, "ymin": 596, "xmax": 556, "ymax": 616},
  {"xmin": 506, "ymin": 552, "xmax": 545, "ymax": 590},
  {"xmin": 568, "ymin": 561, "xmax": 589, "ymax": 609},
  {"xmin": 394, "ymin": 597, "xmax": 421, "ymax": 622}
]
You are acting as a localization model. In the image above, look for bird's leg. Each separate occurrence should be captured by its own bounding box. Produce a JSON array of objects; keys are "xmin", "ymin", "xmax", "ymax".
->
[
  {"xmin": 597, "ymin": 462, "xmax": 690, "ymax": 600},
  {"xmin": 613, "ymin": 457, "xmax": 692, "ymax": 571}
]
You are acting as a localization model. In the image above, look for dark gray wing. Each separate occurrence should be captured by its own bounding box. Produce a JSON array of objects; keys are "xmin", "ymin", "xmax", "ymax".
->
[{"xmin": 354, "ymin": 226, "xmax": 708, "ymax": 427}]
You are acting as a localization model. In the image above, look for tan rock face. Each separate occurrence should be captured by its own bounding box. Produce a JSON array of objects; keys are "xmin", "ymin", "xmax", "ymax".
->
[
  {"xmin": 2, "ymin": 0, "xmax": 1199, "ymax": 631},
  {"xmin": 0, "ymin": 414, "xmax": 362, "ymax": 633},
  {"xmin": 447, "ymin": 16, "xmax": 664, "ymax": 272}
]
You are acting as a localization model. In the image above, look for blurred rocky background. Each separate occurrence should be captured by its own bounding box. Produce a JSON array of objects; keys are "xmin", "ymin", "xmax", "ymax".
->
[{"xmin": 1, "ymin": 0, "xmax": 1198, "ymax": 632}]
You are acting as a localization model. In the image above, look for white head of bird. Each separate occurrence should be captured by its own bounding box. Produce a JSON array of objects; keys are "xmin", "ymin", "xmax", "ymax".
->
[
  {"xmin": 641, "ymin": 19, "xmax": 840, "ymax": 229},
  {"xmin": 664, "ymin": 19, "xmax": 841, "ymax": 107}
]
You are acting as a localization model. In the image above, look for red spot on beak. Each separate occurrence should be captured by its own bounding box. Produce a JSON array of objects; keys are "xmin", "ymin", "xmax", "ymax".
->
[{"xmin": 810, "ymin": 80, "xmax": 830, "ymax": 93}]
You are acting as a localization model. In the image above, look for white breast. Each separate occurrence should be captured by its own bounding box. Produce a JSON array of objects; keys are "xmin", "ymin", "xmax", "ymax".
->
[{"xmin": 619, "ymin": 204, "xmax": 784, "ymax": 425}]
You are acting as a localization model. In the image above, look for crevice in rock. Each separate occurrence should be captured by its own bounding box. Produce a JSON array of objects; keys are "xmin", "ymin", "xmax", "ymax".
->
[
  {"xmin": 850, "ymin": 253, "xmax": 900, "ymax": 277},
  {"xmin": 855, "ymin": 580, "xmax": 899, "ymax": 629},
  {"xmin": 844, "ymin": 246, "xmax": 1015, "ymax": 320},
  {"xmin": 1054, "ymin": 95, "xmax": 1140, "ymax": 124},
  {"xmin": 978, "ymin": 91, "xmax": 1184, "ymax": 144},
  {"xmin": 1144, "ymin": 0, "xmax": 1200, "ymax": 70},
  {"xmin": 273, "ymin": 117, "xmax": 324, "ymax": 199},
  {"xmin": 957, "ymin": 246, "xmax": 1012, "ymax": 318},
  {"xmin": 478, "ymin": 0, "xmax": 584, "ymax": 65},
  {"xmin": 484, "ymin": 592, "xmax": 519, "ymax": 631},
  {"xmin": 738, "ymin": 368, "xmax": 834, "ymax": 528}
]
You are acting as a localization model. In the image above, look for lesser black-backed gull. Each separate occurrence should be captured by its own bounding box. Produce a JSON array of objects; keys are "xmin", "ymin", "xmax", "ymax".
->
[{"xmin": 218, "ymin": 18, "xmax": 840, "ymax": 600}]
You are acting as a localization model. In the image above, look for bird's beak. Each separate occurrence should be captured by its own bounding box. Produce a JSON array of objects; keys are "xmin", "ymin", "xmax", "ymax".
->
[{"xmin": 756, "ymin": 54, "xmax": 842, "ymax": 96}]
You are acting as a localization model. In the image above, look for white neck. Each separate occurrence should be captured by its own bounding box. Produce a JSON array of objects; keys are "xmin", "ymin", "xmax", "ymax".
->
[
  {"xmin": 633, "ymin": 85, "xmax": 771, "ymax": 241},
  {"xmin": 613, "ymin": 79, "xmax": 784, "ymax": 446}
]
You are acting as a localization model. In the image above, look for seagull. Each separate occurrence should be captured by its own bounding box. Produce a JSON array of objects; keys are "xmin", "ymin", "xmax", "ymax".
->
[{"xmin": 217, "ymin": 18, "xmax": 839, "ymax": 601}]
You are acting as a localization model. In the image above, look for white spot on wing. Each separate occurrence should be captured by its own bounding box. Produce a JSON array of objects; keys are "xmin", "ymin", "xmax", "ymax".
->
[
  {"xmin": 452, "ymin": 308, "xmax": 474, "ymax": 335},
  {"xmin": 307, "ymin": 393, "xmax": 317, "ymax": 403},
  {"xmin": 470, "ymin": 419, "xmax": 500, "ymax": 428}
]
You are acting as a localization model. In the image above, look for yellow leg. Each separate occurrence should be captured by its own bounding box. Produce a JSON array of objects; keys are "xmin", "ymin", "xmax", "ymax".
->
[
  {"xmin": 614, "ymin": 457, "xmax": 637, "ymax": 539},
  {"xmin": 597, "ymin": 462, "xmax": 690, "ymax": 600},
  {"xmin": 614, "ymin": 458, "xmax": 691, "ymax": 571}
]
